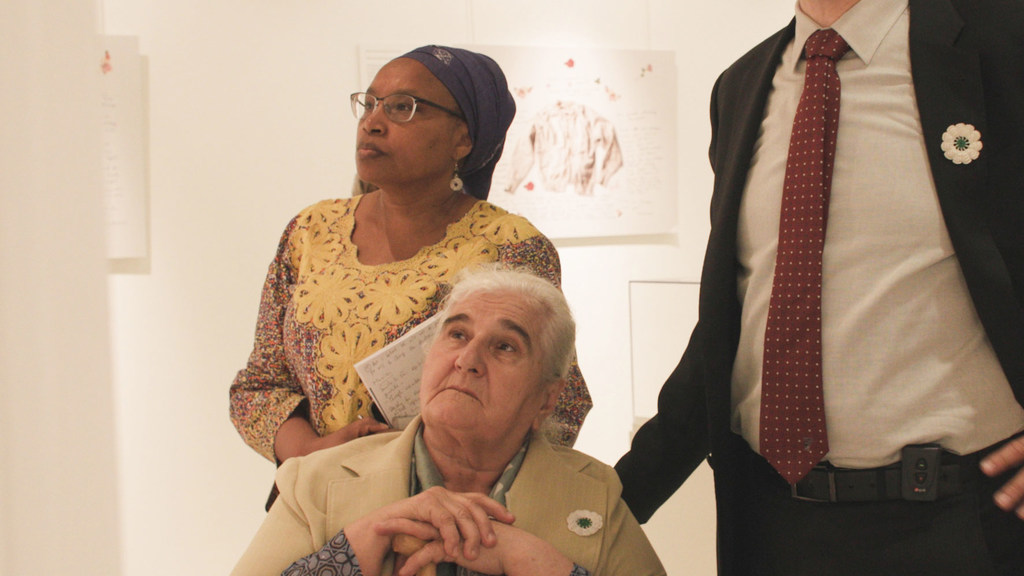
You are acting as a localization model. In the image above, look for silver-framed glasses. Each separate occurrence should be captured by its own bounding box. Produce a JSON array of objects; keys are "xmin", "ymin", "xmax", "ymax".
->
[{"xmin": 350, "ymin": 92, "xmax": 464, "ymax": 123}]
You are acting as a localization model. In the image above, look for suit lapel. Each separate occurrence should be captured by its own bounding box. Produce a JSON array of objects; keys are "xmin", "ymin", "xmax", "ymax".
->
[
  {"xmin": 908, "ymin": 0, "xmax": 987, "ymax": 225},
  {"xmin": 909, "ymin": 0, "xmax": 1024, "ymax": 395},
  {"xmin": 705, "ymin": 24, "xmax": 794, "ymax": 430},
  {"xmin": 505, "ymin": 440, "xmax": 607, "ymax": 571},
  {"xmin": 708, "ymin": 23, "xmax": 793, "ymax": 227}
]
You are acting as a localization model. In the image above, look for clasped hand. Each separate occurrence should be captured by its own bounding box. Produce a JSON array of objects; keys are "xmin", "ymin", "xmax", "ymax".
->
[{"xmin": 344, "ymin": 486, "xmax": 572, "ymax": 576}]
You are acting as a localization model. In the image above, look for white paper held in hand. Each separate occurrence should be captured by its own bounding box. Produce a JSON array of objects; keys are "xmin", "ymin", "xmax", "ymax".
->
[{"xmin": 354, "ymin": 314, "xmax": 441, "ymax": 429}]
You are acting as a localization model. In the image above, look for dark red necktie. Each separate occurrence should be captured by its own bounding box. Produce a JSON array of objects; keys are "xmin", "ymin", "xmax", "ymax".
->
[{"xmin": 760, "ymin": 29, "xmax": 850, "ymax": 484}]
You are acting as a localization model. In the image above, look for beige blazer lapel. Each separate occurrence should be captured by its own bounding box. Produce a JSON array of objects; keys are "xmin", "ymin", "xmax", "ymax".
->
[{"xmin": 505, "ymin": 438, "xmax": 608, "ymax": 571}]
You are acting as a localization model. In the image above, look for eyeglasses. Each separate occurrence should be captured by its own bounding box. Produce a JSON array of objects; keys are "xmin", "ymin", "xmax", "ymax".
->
[{"xmin": 350, "ymin": 92, "xmax": 464, "ymax": 123}]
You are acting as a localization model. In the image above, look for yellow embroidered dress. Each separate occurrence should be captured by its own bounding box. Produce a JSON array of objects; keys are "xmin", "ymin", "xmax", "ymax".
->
[{"xmin": 230, "ymin": 196, "xmax": 592, "ymax": 461}]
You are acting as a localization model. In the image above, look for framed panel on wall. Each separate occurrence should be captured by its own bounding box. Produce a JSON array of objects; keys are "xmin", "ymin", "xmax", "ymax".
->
[{"xmin": 628, "ymin": 279, "xmax": 699, "ymax": 432}]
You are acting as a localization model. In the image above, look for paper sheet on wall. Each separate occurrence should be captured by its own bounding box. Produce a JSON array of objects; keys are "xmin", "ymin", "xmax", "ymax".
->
[
  {"xmin": 354, "ymin": 315, "xmax": 440, "ymax": 429},
  {"xmin": 101, "ymin": 35, "xmax": 148, "ymax": 259}
]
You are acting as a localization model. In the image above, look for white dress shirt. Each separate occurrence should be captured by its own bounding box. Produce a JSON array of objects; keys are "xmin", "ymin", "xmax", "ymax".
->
[{"xmin": 731, "ymin": 0, "xmax": 1024, "ymax": 468}]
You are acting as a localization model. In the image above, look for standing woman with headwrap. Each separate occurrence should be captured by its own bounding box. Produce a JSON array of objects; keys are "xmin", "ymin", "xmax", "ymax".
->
[{"xmin": 229, "ymin": 46, "xmax": 592, "ymax": 501}]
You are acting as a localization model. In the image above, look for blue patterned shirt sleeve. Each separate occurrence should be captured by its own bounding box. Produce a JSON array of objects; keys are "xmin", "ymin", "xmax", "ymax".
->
[{"xmin": 280, "ymin": 530, "xmax": 361, "ymax": 576}]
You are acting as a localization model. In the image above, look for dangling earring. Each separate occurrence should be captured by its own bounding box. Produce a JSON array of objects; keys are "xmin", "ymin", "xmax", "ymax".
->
[{"xmin": 449, "ymin": 160, "xmax": 464, "ymax": 192}]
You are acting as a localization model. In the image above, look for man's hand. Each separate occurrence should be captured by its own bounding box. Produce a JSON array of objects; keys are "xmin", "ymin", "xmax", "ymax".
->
[{"xmin": 981, "ymin": 435, "xmax": 1024, "ymax": 519}]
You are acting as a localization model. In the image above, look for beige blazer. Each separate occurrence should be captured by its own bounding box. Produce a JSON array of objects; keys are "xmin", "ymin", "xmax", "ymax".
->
[{"xmin": 232, "ymin": 417, "xmax": 665, "ymax": 576}]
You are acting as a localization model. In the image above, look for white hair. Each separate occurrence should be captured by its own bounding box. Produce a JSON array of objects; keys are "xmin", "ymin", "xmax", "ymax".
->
[{"xmin": 432, "ymin": 264, "xmax": 576, "ymax": 384}]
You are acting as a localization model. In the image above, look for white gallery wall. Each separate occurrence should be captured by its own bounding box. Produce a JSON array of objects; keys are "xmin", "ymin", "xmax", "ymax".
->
[
  {"xmin": 1, "ymin": 1, "xmax": 794, "ymax": 575},
  {"xmin": 1, "ymin": 2, "xmax": 122, "ymax": 575}
]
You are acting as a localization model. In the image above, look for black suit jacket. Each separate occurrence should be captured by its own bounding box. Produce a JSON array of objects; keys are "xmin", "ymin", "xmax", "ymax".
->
[{"xmin": 616, "ymin": 0, "xmax": 1024, "ymax": 572}]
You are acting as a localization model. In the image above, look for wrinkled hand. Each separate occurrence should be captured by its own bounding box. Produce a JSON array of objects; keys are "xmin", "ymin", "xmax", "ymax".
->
[
  {"xmin": 393, "ymin": 522, "xmax": 573, "ymax": 576},
  {"xmin": 981, "ymin": 435, "xmax": 1024, "ymax": 519},
  {"xmin": 345, "ymin": 486, "xmax": 515, "ymax": 576}
]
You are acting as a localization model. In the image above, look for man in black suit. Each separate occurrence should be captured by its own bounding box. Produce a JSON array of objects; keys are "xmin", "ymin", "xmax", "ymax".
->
[{"xmin": 616, "ymin": 0, "xmax": 1024, "ymax": 574}]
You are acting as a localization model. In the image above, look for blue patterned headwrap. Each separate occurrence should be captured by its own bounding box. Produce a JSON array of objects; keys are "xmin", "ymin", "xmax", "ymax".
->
[{"xmin": 399, "ymin": 45, "xmax": 516, "ymax": 200}]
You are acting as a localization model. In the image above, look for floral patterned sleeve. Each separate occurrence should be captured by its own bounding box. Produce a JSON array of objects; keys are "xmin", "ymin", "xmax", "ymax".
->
[
  {"xmin": 280, "ymin": 530, "xmax": 361, "ymax": 576},
  {"xmin": 279, "ymin": 530, "xmax": 591, "ymax": 576},
  {"xmin": 229, "ymin": 217, "xmax": 307, "ymax": 462},
  {"xmin": 497, "ymin": 230, "xmax": 592, "ymax": 447}
]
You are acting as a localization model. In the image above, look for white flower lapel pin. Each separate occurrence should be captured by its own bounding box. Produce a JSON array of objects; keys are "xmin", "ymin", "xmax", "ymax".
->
[
  {"xmin": 567, "ymin": 509, "xmax": 603, "ymax": 536},
  {"xmin": 941, "ymin": 123, "xmax": 983, "ymax": 165}
]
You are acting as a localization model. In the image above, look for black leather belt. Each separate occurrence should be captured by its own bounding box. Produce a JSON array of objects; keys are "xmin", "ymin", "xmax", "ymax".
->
[{"xmin": 791, "ymin": 448, "xmax": 976, "ymax": 503}]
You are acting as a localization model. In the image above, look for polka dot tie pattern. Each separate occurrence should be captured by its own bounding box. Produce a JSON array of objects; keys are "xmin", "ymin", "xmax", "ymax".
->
[{"xmin": 759, "ymin": 29, "xmax": 850, "ymax": 484}]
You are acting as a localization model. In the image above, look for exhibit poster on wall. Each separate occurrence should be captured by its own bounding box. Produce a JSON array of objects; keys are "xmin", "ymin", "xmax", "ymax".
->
[
  {"xmin": 101, "ymin": 35, "xmax": 148, "ymax": 259},
  {"xmin": 360, "ymin": 45, "xmax": 678, "ymax": 240}
]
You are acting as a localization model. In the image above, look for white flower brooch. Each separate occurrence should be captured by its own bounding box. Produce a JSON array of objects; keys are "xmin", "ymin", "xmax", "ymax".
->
[
  {"xmin": 567, "ymin": 510, "xmax": 603, "ymax": 536},
  {"xmin": 941, "ymin": 123, "xmax": 983, "ymax": 165}
]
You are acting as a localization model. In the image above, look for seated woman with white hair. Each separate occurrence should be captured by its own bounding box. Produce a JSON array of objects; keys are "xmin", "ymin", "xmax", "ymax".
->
[{"xmin": 231, "ymin": 265, "xmax": 665, "ymax": 576}]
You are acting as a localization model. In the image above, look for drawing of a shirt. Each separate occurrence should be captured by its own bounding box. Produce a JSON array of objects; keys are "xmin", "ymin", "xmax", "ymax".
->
[{"xmin": 507, "ymin": 101, "xmax": 623, "ymax": 196}]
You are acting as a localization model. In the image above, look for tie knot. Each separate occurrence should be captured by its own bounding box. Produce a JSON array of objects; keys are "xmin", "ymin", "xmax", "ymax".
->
[{"xmin": 804, "ymin": 28, "xmax": 850, "ymax": 61}]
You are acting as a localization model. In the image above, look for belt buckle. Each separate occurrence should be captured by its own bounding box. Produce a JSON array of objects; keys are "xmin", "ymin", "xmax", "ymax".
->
[{"xmin": 791, "ymin": 468, "xmax": 837, "ymax": 502}]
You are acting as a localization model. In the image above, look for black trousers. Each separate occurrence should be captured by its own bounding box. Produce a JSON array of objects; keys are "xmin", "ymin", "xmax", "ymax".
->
[{"xmin": 726, "ymin": 434, "xmax": 1024, "ymax": 576}]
